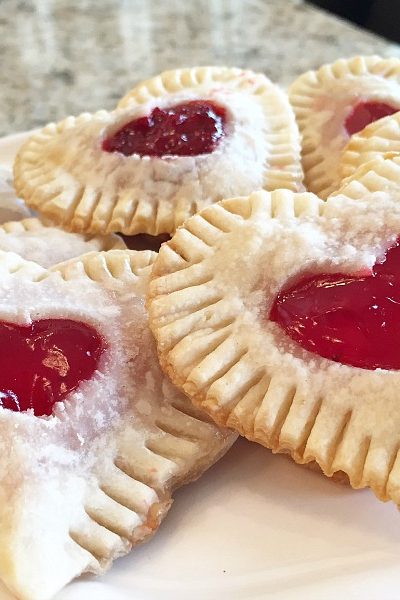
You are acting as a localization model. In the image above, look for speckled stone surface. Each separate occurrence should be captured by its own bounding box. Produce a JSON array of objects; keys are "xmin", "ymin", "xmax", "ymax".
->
[{"xmin": 1, "ymin": 0, "xmax": 399, "ymax": 136}]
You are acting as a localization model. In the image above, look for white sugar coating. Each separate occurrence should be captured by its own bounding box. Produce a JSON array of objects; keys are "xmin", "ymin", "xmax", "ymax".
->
[
  {"xmin": 0, "ymin": 167, "xmax": 31, "ymax": 223},
  {"xmin": 0, "ymin": 221, "xmax": 121, "ymax": 268},
  {"xmin": 0, "ymin": 259, "xmax": 180, "ymax": 480},
  {"xmin": 37, "ymin": 90, "xmax": 268, "ymax": 208},
  {"xmin": 196, "ymin": 192, "xmax": 400, "ymax": 440},
  {"xmin": 0, "ymin": 263, "xmax": 131, "ymax": 472},
  {"xmin": 0, "ymin": 251, "xmax": 235, "ymax": 600},
  {"xmin": 211, "ymin": 192, "xmax": 400, "ymax": 296}
]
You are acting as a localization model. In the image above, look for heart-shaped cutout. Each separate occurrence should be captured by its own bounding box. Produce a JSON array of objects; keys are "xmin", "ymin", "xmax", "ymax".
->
[
  {"xmin": 102, "ymin": 100, "xmax": 227, "ymax": 157},
  {"xmin": 0, "ymin": 319, "xmax": 105, "ymax": 416},
  {"xmin": 270, "ymin": 240, "xmax": 400, "ymax": 370}
]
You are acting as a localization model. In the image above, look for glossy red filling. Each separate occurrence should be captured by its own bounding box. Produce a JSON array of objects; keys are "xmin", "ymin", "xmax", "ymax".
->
[
  {"xmin": 102, "ymin": 100, "xmax": 227, "ymax": 157},
  {"xmin": 0, "ymin": 319, "xmax": 105, "ymax": 417},
  {"xmin": 270, "ymin": 240, "xmax": 400, "ymax": 370},
  {"xmin": 345, "ymin": 101, "xmax": 397, "ymax": 135}
]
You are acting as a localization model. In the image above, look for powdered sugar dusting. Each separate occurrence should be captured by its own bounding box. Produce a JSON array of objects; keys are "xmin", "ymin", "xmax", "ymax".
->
[{"xmin": 0, "ymin": 223, "xmax": 119, "ymax": 267}]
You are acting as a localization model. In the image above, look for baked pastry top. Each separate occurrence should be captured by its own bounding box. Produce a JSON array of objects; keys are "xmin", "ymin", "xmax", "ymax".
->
[
  {"xmin": 8, "ymin": 56, "xmax": 400, "ymax": 598},
  {"xmin": 148, "ymin": 188, "xmax": 400, "ymax": 507},
  {"xmin": 14, "ymin": 67, "xmax": 303, "ymax": 236},
  {"xmin": 0, "ymin": 249, "xmax": 235, "ymax": 600}
]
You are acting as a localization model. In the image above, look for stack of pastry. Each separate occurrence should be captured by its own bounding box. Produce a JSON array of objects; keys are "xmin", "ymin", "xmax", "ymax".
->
[{"xmin": 1, "ymin": 57, "xmax": 400, "ymax": 599}]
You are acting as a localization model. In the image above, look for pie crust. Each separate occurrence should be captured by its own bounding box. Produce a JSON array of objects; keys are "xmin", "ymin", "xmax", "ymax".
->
[
  {"xmin": 289, "ymin": 55, "xmax": 400, "ymax": 198},
  {"xmin": 148, "ymin": 188, "xmax": 400, "ymax": 508},
  {"xmin": 0, "ymin": 249, "xmax": 235, "ymax": 600},
  {"xmin": 14, "ymin": 66, "xmax": 303, "ymax": 236},
  {"xmin": 340, "ymin": 110, "xmax": 400, "ymax": 181},
  {"xmin": 0, "ymin": 217, "xmax": 125, "ymax": 267}
]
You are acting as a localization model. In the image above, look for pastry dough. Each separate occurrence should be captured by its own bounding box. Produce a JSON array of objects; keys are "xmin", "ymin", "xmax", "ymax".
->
[
  {"xmin": 0, "ymin": 249, "xmax": 235, "ymax": 600},
  {"xmin": 148, "ymin": 188, "xmax": 400, "ymax": 509},
  {"xmin": 14, "ymin": 67, "xmax": 303, "ymax": 236},
  {"xmin": 0, "ymin": 217, "xmax": 125, "ymax": 267}
]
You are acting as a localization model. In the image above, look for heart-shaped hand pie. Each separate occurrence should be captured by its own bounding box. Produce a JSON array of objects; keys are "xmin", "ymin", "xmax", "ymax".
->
[
  {"xmin": 289, "ymin": 55, "xmax": 400, "ymax": 198},
  {"xmin": 0, "ymin": 217, "xmax": 125, "ymax": 267},
  {"xmin": 0, "ymin": 249, "xmax": 235, "ymax": 600},
  {"xmin": 148, "ymin": 188, "xmax": 400, "ymax": 512},
  {"xmin": 14, "ymin": 66, "xmax": 303, "ymax": 237}
]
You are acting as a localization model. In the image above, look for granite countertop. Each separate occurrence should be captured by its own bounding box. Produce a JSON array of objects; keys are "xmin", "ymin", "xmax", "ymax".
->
[{"xmin": 1, "ymin": 0, "xmax": 399, "ymax": 136}]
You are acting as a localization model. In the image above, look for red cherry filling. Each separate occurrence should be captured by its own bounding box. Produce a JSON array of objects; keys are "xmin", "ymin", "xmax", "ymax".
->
[
  {"xmin": 102, "ymin": 100, "xmax": 227, "ymax": 157},
  {"xmin": 345, "ymin": 101, "xmax": 398, "ymax": 135},
  {"xmin": 270, "ymin": 240, "xmax": 400, "ymax": 370},
  {"xmin": 0, "ymin": 319, "xmax": 105, "ymax": 417}
]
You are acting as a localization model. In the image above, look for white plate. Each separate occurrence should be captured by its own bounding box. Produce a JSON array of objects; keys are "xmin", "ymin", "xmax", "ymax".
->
[{"xmin": 1, "ymin": 132, "xmax": 400, "ymax": 600}]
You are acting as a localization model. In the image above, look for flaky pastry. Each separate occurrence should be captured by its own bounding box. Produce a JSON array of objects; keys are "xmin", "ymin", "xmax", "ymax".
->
[
  {"xmin": 148, "ymin": 188, "xmax": 400, "ymax": 511},
  {"xmin": 0, "ymin": 249, "xmax": 235, "ymax": 600}
]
